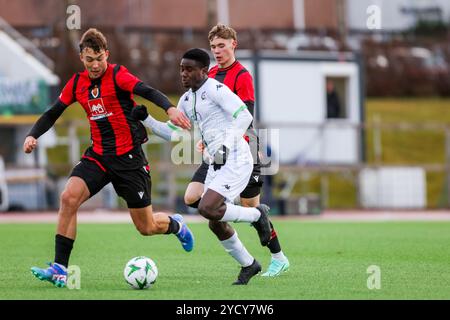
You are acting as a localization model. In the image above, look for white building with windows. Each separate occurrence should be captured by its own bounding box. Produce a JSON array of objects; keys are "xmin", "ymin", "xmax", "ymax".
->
[{"xmin": 238, "ymin": 50, "xmax": 364, "ymax": 165}]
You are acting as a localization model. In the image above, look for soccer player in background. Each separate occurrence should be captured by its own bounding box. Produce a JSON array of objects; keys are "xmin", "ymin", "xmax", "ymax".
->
[
  {"xmin": 23, "ymin": 28, "xmax": 194, "ymax": 288},
  {"xmin": 133, "ymin": 48, "xmax": 272, "ymax": 284},
  {"xmin": 186, "ymin": 24, "xmax": 290, "ymax": 277}
]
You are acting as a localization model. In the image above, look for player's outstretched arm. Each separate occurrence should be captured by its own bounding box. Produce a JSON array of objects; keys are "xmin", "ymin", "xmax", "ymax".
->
[
  {"xmin": 131, "ymin": 105, "xmax": 184, "ymax": 141},
  {"xmin": 115, "ymin": 65, "xmax": 190, "ymax": 129},
  {"xmin": 23, "ymin": 100, "xmax": 66, "ymax": 154},
  {"xmin": 133, "ymin": 83, "xmax": 190, "ymax": 129}
]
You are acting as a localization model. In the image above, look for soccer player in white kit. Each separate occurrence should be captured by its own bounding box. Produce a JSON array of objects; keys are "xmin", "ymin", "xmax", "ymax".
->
[{"xmin": 132, "ymin": 48, "xmax": 272, "ymax": 285}]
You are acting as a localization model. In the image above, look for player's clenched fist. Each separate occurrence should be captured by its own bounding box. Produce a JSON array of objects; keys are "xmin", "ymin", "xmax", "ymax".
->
[
  {"xmin": 23, "ymin": 136, "xmax": 37, "ymax": 154},
  {"xmin": 131, "ymin": 105, "xmax": 149, "ymax": 121},
  {"xmin": 195, "ymin": 139, "xmax": 205, "ymax": 153},
  {"xmin": 167, "ymin": 107, "xmax": 191, "ymax": 130}
]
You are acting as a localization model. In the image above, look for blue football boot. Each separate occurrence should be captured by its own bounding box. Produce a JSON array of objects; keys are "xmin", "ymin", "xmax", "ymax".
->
[
  {"xmin": 172, "ymin": 214, "xmax": 194, "ymax": 252},
  {"xmin": 31, "ymin": 262, "xmax": 67, "ymax": 288}
]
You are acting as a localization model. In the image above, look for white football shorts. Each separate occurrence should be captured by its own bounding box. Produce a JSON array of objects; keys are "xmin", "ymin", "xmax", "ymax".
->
[{"xmin": 204, "ymin": 142, "xmax": 253, "ymax": 203}]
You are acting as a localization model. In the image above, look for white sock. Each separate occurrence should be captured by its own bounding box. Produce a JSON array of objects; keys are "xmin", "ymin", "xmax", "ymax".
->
[
  {"xmin": 220, "ymin": 232, "xmax": 254, "ymax": 267},
  {"xmin": 220, "ymin": 203, "xmax": 261, "ymax": 223},
  {"xmin": 271, "ymin": 251, "xmax": 288, "ymax": 261},
  {"xmin": 175, "ymin": 221, "xmax": 182, "ymax": 235}
]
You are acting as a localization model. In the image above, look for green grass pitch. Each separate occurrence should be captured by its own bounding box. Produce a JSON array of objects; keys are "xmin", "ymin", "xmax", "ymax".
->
[{"xmin": 0, "ymin": 220, "xmax": 449, "ymax": 300}]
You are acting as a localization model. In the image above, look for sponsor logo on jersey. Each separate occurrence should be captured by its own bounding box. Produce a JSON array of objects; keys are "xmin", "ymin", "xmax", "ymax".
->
[
  {"xmin": 88, "ymin": 98, "xmax": 113, "ymax": 120},
  {"xmin": 223, "ymin": 184, "xmax": 231, "ymax": 190},
  {"xmin": 201, "ymin": 91, "xmax": 206, "ymax": 100},
  {"xmin": 216, "ymin": 84, "xmax": 223, "ymax": 90},
  {"xmin": 91, "ymin": 103, "xmax": 104, "ymax": 114}
]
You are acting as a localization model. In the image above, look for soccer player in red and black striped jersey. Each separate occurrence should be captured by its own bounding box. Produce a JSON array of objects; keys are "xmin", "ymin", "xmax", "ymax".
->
[
  {"xmin": 184, "ymin": 24, "xmax": 290, "ymax": 277},
  {"xmin": 23, "ymin": 28, "xmax": 194, "ymax": 287}
]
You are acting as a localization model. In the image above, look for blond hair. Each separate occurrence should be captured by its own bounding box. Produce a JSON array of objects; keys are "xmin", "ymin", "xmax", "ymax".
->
[{"xmin": 208, "ymin": 24, "xmax": 237, "ymax": 42}]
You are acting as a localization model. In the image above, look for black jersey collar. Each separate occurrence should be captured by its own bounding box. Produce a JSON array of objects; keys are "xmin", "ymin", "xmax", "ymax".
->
[{"xmin": 217, "ymin": 60, "xmax": 238, "ymax": 72}]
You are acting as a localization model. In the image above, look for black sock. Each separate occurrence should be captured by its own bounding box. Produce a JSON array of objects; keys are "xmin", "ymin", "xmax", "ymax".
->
[
  {"xmin": 187, "ymin": 199, "xmax": 201, "ymax": 209},
  {"xmin": 54, "ymin": 234, "xmax": 74, "ymax": 268},
  {"xmin": 165, "ymin": 216, "xmax": 181, "ymax": 234},
  {"xmin": 267, "ymin": 222, "xmax": 282, "ymax": 254}
]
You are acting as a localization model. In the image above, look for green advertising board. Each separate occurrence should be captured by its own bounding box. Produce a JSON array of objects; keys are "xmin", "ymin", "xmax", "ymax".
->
[{"xmin": 0, "ymin": 78, "xmax": 49, "ymax": 115}]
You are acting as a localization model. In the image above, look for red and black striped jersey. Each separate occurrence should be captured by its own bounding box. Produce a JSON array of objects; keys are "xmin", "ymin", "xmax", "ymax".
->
[
  {"xmin": 208, "ymin": 60, "xmax": 255, "ymax": 117},
  {"xmin": 59, "ymin": 64, "xmax": 142, "ymax": 156}
]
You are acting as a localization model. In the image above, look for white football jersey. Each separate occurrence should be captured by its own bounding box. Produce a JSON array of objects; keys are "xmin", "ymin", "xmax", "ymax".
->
[{"xmin": 177, "ymin": 78, "xmax": 249, "ymax": 157}]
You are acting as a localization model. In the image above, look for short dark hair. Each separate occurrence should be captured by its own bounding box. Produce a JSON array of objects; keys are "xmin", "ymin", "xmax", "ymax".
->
[
  {"xmin": 79, "ymin": 28, "xmax": 108, "ymax": 53},
  {"xmin": 182, "ymin": 48, "xmax": 210, "ymax": 68}
]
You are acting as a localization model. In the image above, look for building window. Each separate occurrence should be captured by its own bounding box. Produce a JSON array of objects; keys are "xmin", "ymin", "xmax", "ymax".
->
[{"xmin": 325, "ymin": 77, "xmax": 347, "ymax": 119}]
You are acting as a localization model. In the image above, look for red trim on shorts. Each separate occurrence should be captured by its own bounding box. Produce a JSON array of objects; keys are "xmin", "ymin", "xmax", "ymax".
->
[
  {"xmin": 82, "ymin": 156, "xmax": 107, "ymax": 172},
  {"xmin": 270, "ymin": 228, "xmax": 277, "ymax": 240}
]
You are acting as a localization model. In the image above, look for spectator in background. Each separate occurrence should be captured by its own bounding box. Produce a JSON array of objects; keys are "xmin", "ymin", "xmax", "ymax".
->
[{"xmin": 326, "ymin": 79, "xmax": 341, "ymax": 119}]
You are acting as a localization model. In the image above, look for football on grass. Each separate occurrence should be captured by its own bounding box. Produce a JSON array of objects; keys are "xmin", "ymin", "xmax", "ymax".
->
[{"xmin": 124, "ymin": 256, "xmax": 158, "ymax": 289}]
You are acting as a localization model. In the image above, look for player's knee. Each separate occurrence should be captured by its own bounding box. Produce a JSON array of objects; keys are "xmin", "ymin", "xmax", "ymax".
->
[
  {"xmin": 198, "ymin": 202, "xmax": 218, "ymax": 220},
  {"xmin": 240, "ymin": 194, "xmax": 260, "ymax": 208},
  {"xmin": 60, "ymin": 189, "xmax": 81, "ymax": 210},
  {"xmin": 184, "ymin": 195, "xmax": 198, "ymax": 207},
  {"xmin": 185, "ymin": 197, "xmax": 201, "ymax": 209},
  {"xmin": 241, "ymin": 199, "xmax": 258, "ymax": 208},
  {"xmin": 184, "ymin": 191, "xmax": 201, "ymax": 207}
]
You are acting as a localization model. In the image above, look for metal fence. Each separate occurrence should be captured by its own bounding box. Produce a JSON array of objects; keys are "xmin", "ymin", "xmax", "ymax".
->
[{"xmin": 2, "ymin": 121, "xmax": 442, "ymax": 213}]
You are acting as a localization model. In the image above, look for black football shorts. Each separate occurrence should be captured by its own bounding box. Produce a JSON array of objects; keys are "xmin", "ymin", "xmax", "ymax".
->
[{"xmin": 70, "ymin": 146, "xmax": 152, "ymax": 208}]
